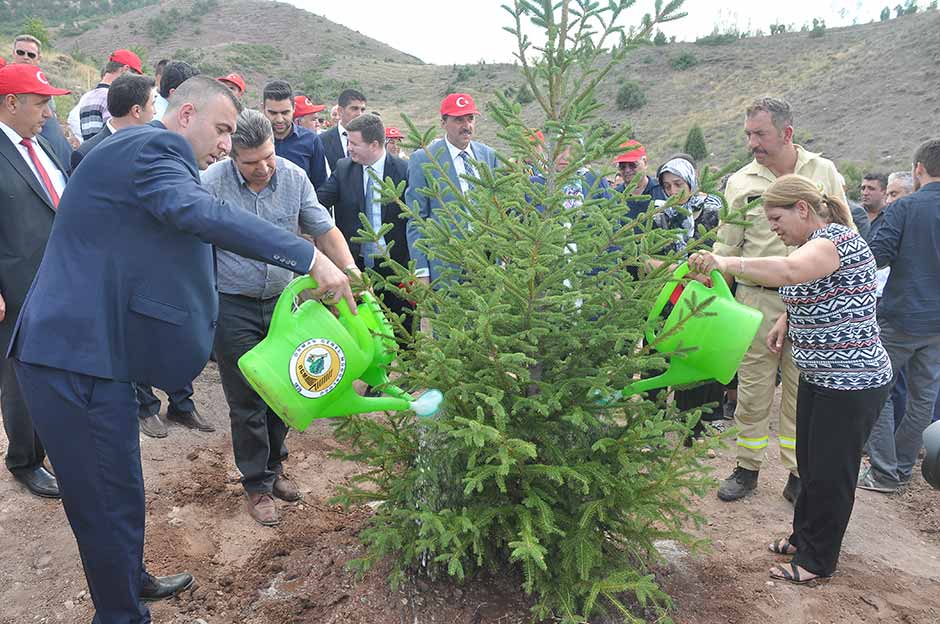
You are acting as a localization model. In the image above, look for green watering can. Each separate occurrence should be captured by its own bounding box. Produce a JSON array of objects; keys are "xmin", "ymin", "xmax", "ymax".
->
[
  {"xmin": 238, "ymin": 276, "xmax": 443, "ymax": 431},
  {"xmin": 621, "ymin": 262, "xmax": 764, "ymax": 397}
]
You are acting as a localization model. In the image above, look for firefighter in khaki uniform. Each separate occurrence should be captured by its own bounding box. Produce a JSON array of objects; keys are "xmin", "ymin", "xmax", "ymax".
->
[{"xmin": 714, "ymin": 97, "xmax": 846, "ymax": 502}]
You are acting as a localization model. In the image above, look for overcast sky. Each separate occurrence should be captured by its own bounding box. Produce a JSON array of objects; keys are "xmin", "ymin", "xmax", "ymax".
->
[{"xmin": 285, "ymin": 0, "xmax": 890, "ymax": 65}]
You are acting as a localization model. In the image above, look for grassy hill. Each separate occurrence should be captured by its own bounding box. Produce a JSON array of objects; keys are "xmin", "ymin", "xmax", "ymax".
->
[{"xmin": 16, "ymin": 0, "xmax": 940, "ymax": 176}]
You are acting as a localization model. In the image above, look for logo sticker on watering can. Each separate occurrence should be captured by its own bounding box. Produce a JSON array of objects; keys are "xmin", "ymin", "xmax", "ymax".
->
[{"xmin": 289, "ymin": 339, "xmax": 347, "ymax": 398}]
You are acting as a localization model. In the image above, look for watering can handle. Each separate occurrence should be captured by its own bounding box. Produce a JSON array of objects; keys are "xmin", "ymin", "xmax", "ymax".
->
[
  {"xmin": 269, "ymin": 276, "xmax": 373, "ymax": 349},
  {"xmin": 644, "ymin": 262, "xmax": 730, "ymax": 344}
]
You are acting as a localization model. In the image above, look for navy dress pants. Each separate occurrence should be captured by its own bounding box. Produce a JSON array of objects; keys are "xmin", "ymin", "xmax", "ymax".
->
[{"xmin": 13, "ymin": 359, "xmax": 151, "ymax": 624}]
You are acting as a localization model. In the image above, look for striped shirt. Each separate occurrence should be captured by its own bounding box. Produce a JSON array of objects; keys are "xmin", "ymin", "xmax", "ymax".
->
[
  {"xmin": 779, "ymin": 223, "xmax": 892, "ymax": 391},
  {"xmin": 77, "ymin": 83, "xmax": 111, "ymax": 141}
]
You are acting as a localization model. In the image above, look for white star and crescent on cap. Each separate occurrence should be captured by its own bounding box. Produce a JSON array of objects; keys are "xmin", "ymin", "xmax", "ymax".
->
[
  {"xmin": 305, "ymin": 98, "xmax": 312, "ymax": 106},
  {"xmin": 36, "ymin": 71, "xmax": 50, "ymax": 85},
  {"xmin": 455, "ymin": 96, "xmax": 468, "ymax": 108}
]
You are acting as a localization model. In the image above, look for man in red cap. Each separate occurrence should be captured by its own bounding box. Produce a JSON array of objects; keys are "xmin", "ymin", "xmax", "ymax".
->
[
  {"xmin": 293, "ymin": 95, "xmax": 326, "ymax": 133},
  {"xmin": 614, "ymin": 139, "xmax": 667, "ymax": 220},
  {"xmin": 75, "ymin": 48, "xmax": 143, "ymax": 140},
  {"xmin": 217, "ymin": 72, "xmax": 246, "ymax": 99},
  {"xmin": 385, "ymin": 125, "xmax": 405, "ymax": 158},
  {"xmin": 0, "ymin": 63, "xmax": 70, "ymax": 500},
  {"xmin": 405, "ymin": 92, "xmax": 498, "ymax": 296}
]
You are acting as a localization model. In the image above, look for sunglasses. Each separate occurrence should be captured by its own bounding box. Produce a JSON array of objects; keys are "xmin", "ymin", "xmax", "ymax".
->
[{"xmin": 15, "ymin": 49, "xmax": 38, "ymax": 59}]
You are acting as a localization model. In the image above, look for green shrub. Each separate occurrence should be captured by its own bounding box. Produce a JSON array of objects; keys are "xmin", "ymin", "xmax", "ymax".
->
[
  {"xmin": 653, "ymin": 30, "xmax": 667, "ymax": 45},
  {"xmin": 616, "ymin": 81, "xmax": 647, "ymax": 111},
  {"xmin": 684, "ymin": 125, "xmax": 708, "ymax": 162},
  {"xmin": 670, "ymin": 51, "xmax": 699, "ymax": 70}
]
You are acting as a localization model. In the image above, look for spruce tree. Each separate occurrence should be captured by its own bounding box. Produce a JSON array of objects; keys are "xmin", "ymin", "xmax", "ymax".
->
[
  {"xmin": 683, "ymin": 125, "xmax": 708, "ymax": 162},
  {"xmin": 331, "ymin": 1, "xmax": 739, "ymax": 622}
]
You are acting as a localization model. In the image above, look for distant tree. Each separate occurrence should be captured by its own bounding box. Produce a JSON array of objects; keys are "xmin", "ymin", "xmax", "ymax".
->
[
  {"xmin": 880, "ymin": 6, "xmax": 891, "ymax": 19},
  {"xmin": 515, "ymin": 83, "xmax": 534, "ymax": 105},
  {"xmin": 928, "ymin": 0, "xmax": 938, "ymax": 9},
  {"xmin": 809, "ymin": 17, "xmax": 827, "ymax": 37},
  {"xmin": 894, "ymin": 4, "xmax": 904, "ymax": 17},
  {"xmin": 653, "ymin": 30, "xmax": 667, "ymax": 45},
  {"xmin": 670, "ymin": 51, "xmax": 699, "ymax": 70},
  {"xmin": 21, "ymin": 17, "xmax": 51, "ymax": 47},
  {"xmin": 616, "ymin": 81, "xmax": 646, "ymax": 111},
  {"xmin": 904, "ymin": 0, "xmax": 919, "ymax": 14},
  {"xmin": 683, "ymin": 125, "xmax": 708, "ymax": 162}
]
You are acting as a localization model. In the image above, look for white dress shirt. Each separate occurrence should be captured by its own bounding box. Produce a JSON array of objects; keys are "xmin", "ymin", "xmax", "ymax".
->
[
  {"xmin": 0, "ymin": 120, "xmax": 67, "ymax": 198},
  {"xmin": 362, "ymin": 150, "xmax": 388, "ymax": 257},
  {"xmin": 445, "ymin": 137, "xmax": 475, "ymax": 194},
  {"xmin": 337, "ymin": 121, "xmax": 349, "ymax": 157}
]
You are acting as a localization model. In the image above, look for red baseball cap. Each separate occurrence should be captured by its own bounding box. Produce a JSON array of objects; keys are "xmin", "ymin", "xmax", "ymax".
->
[
  {"xmin": 0, "ymin": 64, "xmax": 70, "ymax": 96},
  {"xmin": 440, "ymin": 93, "xmax": 479, "ymax": 117},
  {"xmin": 218, "ymin": 73, "xmax": 246, "ymax": 94},
  {"xmin": 529, "ymin": 128, "xmax": 545, "ymax": 144},
  {"xmin": 385, "ymin": 126, "xmax": 404, "ymax": 140},
  {"xmin": 109, "ymin": 49, "xmax": 143, "ymax": 74},
  {"xmin": 614, "ymin": 139, "xmax": 646, "ymax": 163},
  {"xmin": 0, "ymin": 57, "xmax": 6, "ymax": 69},
  {"xmin": 293, "ymin": 95, "xmax": 326, "ymax": 118}
]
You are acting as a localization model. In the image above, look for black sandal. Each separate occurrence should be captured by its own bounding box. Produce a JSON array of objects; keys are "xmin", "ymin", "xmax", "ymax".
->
[
  {"xmin": 769, "ymin": 562, "xmax": 827, "ymax": 585},
  {"xmin": 768, "ymin": 538, "xmax": 797, "ymax": 555}
]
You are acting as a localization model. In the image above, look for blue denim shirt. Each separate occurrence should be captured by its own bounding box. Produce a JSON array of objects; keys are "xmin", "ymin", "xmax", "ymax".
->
[
  {"xmin": 870, "ymin": 181, "xmax": 940, "ymax": 335},
  {"xmin": 274, "ymin": 123, "xmax": 328, "ymax": 189}
]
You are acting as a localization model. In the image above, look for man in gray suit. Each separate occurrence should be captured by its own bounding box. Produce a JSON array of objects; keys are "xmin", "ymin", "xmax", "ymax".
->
[
  {"xmin": 0, "ymin": 63, "xmax": 69, "ymax": 498},
  {"xmin": 405, "ymin": 92, "xmax": 498, "ymax": 293}
]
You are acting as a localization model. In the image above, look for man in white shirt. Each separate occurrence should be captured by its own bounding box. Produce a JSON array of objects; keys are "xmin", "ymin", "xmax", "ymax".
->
[{"xmin": 0, "ymin": 63, "xmax": 70, "ymax": 499}]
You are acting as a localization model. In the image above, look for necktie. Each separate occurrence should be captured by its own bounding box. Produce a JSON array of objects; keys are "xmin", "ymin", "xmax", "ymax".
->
[
  {"xmin": 363, "ymin": 166, "xmax": 380, "ymax": 268},
  {"xmin": 458, "ymin": 150, "xmax": 476, "ymax": 191},
  {"xmin": 342, "ymin": 131, "xmax": 348, "ymax": 157},
  {"xmin": 20, "ymin": 138, "xmax": 60, "ymax": 209}
]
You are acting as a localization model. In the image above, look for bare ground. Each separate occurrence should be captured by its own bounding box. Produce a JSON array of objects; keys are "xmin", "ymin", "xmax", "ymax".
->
[{"xmin": 1, "ymin": 364, "xmax": 939, "ymax": 624}]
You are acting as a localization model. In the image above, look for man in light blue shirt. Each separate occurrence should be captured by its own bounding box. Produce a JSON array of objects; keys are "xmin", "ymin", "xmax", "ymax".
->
[{"xmin": 201, "ymin": 109, "xmax": 357, "ymax": 526}]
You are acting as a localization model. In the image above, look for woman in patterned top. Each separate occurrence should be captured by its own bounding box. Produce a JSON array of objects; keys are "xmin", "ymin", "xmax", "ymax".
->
[{"xmin": 689, "ymin": 174, "xmax": 892, "ymax": 585}]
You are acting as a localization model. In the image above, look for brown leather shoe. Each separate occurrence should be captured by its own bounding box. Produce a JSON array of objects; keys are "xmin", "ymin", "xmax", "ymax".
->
[
  {"xmin": 245, "ymin": 492, "xmax": 279, "ymax": 526},
  {"xmin": 273, "ymin": 474, "xmax": 302, "ymax": 502}
]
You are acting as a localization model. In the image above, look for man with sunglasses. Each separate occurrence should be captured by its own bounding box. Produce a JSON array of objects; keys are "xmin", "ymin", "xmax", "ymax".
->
[
  {"xmin": 614, "ymin": 140, "xmax": 667, "ymax": 220},
  {"xmin": 11, "ymin": 35, "xmax": 73, "ymax": 169}
]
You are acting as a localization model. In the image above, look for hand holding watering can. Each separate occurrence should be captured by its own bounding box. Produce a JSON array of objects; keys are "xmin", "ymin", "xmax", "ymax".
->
[{"xmin": 309, "ymin": 249, "xmax": 359, "ymax": 312}]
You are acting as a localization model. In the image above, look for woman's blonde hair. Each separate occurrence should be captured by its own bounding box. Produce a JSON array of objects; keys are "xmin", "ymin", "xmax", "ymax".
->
[{"xmin": 761, "ymin": 174, "xmax": 852, "ymax": 227}]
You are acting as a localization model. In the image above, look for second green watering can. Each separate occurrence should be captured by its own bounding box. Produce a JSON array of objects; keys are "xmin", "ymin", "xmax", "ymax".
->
[
  {"xmin": 621, "ymin": 262, "xmax": 763, "ymax": 397},
  {"xmin": 238, "ymin": 276, "xmax": 442, "ymax": 431}
]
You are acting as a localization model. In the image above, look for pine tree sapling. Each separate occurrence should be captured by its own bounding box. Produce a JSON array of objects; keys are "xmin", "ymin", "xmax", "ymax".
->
[
  {"xmin": 684, "ymin": 125, "xmax": 708, "ymax": 163},
  {"xmin": 330, "ymin": 2, "xmax": 740, "ymax": 623}
]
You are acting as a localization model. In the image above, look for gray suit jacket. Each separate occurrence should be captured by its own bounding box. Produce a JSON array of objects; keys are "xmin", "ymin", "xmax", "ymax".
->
[
  {"xmin": 0, "ymin": 132, "xmax": 65, "ymax": 352},
  {"xmin": 404, "ymin": 138, "xmax": 498, "ymax": 282}
]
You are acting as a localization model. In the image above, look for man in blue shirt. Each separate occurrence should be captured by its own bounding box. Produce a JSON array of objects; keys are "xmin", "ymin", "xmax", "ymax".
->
[
  {"xmin": 860, "ymin": 138, "xmax": 940, "ymax": 493},
  {"xmin": 614, "ymin": 140, "xmax": 667, "ymax": 221},
  {"xmin": 262, "ymin": 80, "xmax": 327, "ymax": 189}
]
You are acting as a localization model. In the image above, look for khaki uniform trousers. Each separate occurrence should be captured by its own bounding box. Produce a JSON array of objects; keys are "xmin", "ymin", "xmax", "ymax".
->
[{"xmin": 733, "ymin": 285, "xmax": 799, "ymax": 475}]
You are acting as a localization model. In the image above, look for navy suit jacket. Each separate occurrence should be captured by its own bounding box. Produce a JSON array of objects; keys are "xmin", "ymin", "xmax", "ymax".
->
[
  {"xmin": 70, "ymin": 124, "xmax": 112, "ymax": 170},
  {"xmin": 10, "ymin": 122, "xmax": 315, "ymax": 390},
  {"xmin": 316, "ymin": 153, "xmax": 410, "ymax": 269},
  {"xmin": 320, "ymin": 126, "xmax": 346, "ymax": 172},
  {"xmin": 404, "ymin": 138, "xmax": 498, "ymax": 281}
]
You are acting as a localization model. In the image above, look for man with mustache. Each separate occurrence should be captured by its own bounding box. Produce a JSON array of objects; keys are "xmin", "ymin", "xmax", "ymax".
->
[
  {"xmin": 712, "ymin": 97, "xmax": 846, "ymax": 503},
  {"xmin": 405, "ymin": 93, "xmax": 498, "ymax": 291}
]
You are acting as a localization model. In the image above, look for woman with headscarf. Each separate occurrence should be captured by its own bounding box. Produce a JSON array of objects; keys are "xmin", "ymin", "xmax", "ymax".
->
[
  {"xmin": 689, "ymin": 174, "xmax": 892, "ymax": 584},
  {"xmin": 653, "ymin": 153, "xmax": 722, "ymax": 253}
]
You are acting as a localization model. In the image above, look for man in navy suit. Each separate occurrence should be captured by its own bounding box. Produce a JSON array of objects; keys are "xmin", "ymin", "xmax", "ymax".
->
[
  {"xmin": 317, "ymin": 113, "xmax": 411, "ymax": 320},
  {"xmin": 319, "ymin": 88, "xmax": 368, "ymax": 172},
  {"xmin": 0, "ymin": 63, "xmax": 69, "ymax": 500},
  {"xmin": 8, "ymin": 76, "xmax": 356, "ymax": 624},
  {"xmin": 405, "ymin": 92, "xmax": 498, "ymax": 293},
  {"xmin": 262, "ymin": 79, "xmax": 327, "ymax": 188}
]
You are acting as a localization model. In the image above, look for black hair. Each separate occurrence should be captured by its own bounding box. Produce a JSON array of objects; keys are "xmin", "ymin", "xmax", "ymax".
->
[
  {"xmin": 159, "ymin": 61, "xmax": 200, "ymax": 99},
  {"xmin": 107, "ymin": 73, "xmax": 156, "ymax": 117},
  {"xmin": 338, "ymin": 88, "xmax": 366, "ymax": 107},
  {"xmin": 262, "ymin": 80, "xmax": 293, "ymax": 104}
]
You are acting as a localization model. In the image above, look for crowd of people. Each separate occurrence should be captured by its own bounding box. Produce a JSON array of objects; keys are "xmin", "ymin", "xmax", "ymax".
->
[{"xmin": 1, "ymin": 32, "xmax": 939, "ymax": 623}]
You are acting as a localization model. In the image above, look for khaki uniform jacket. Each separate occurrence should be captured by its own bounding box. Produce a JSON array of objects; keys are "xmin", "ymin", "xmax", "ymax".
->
[{"xmin": 715, "ymin": 145, "xmax": 846, "ymax": 285}]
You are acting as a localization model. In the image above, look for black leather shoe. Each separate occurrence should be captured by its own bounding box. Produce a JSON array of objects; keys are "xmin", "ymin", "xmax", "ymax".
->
[
  {"xmin": 13, "ymin": 466, "xmax": 60, "ymax": 499},
  {"xmin": 166, "ymin": 408, "xmax": 215, "ymax": 433},
  {"xmin": 140, "ymin": 571, "xmax": 195, "ymax": 601},
  {"xmin": 782, "ymin": 473, "xmax": 802, "ymax": 504}
]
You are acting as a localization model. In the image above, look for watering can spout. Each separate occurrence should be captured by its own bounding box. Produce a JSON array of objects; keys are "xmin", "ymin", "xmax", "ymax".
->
[{"xmin": 621, "ymin": 363, "xmax": 697, "ymax": 397}]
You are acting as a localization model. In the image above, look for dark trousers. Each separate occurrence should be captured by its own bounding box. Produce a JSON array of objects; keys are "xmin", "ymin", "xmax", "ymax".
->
[
  {"xmin": 214, "ymin": 293, "xmax": 288, "ymax": 495},
  {"xmin": 134, "ymin": 383, "xmax": 194, "ymax": 418},
  {"xmin": 370, "ymin": 262, "xmax": 415, "ymax": 335},
  {"xmin": 1, "ymin": 355, "xmax": 46, "ymax": 474},
  {"xmin": 13, "ymin": 359, "xmax": 151, "ymax": 624},
  {"xmin": 789, "ymin": 378, "xmax": 889, "ymax": 577}
]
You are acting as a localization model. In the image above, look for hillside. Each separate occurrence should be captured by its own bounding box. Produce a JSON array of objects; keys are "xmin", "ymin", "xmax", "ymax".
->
[{"xmin": 23, "ymin": 0, "xmax": 940, "ymax": 173}]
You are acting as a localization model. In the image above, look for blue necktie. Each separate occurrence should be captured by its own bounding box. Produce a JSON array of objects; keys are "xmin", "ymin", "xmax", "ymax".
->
[
  {"xmin": 363, "ymin": 166, "xmax": 380, "ymax": 268},
  {"xmin": 458, "ymin": 150, "xmax": 476, "ymax": 191}
]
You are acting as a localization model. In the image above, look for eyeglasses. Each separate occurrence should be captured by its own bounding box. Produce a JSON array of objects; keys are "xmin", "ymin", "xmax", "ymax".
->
[{"xmin": 15, "ymin": 49, "xmax": 38, "ymax": 59}]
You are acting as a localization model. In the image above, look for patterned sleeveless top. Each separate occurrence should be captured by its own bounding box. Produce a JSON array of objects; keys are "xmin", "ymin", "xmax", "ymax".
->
[{"xmin": 779, "ymin": 223, "xmax": 892, "ymax": 391}]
